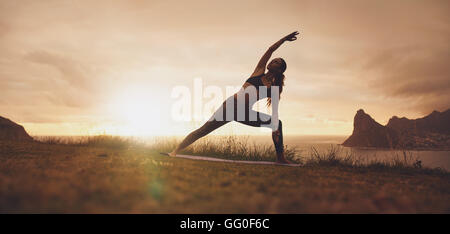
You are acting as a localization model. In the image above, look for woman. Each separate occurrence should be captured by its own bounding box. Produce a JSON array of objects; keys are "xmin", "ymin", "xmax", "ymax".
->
[{"xmin": 169, "ymin": 31, "xmax": 299, "ymax": 164}]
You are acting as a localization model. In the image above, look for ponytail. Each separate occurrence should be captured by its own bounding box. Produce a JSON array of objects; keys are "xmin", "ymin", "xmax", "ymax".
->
[
  {"xmin": 266, "ymin": 73, "xmax": 285, "ymax": 107},
  {"xmin": 267, "ymin": 58, "xmax": 286, "ymax": 107}
]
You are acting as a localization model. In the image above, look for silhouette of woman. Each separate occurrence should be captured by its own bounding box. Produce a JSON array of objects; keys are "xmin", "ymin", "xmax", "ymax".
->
[{"xmin": 169, "ymin": 31, "xmax": 299, "ymax": 164}]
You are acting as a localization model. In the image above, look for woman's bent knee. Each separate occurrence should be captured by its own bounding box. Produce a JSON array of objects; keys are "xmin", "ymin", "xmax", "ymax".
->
[{"xmin": 269, "ymin": 120, "xmax": 282, "ymax": 132}]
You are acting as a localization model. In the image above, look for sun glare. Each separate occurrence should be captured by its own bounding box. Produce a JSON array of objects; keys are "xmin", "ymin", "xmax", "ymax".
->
[{"xmin": 106, "ymin": 86, "xmax": 164, "ymax": 136}]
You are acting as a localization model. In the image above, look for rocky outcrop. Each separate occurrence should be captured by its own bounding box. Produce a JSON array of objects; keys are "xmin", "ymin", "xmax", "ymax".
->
[
  {"xmin": 342, "ymin": 109, "xmax": 399, "ymax": 148},
  {"xmin": 342, "ymin": 109, "xmax": 450, "ymax": 150},
  {"xmin": 0, "ymin": 116, "xmax": 34, "ymax": 141}
]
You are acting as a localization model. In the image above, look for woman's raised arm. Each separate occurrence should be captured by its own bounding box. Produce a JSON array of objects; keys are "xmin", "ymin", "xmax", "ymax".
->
[{"xmin": 250, "ymin": 31, "xmax": 299, "ymax": 77}]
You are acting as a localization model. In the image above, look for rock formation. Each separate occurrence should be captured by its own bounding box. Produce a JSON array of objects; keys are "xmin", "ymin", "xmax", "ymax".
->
[
  {"xmin": 342, "ymin": 109, "xmax": 450, "ymax": 150},
  {"xmin": 0, "ymin": 116, "xmax": 34, "ymax": 141}
]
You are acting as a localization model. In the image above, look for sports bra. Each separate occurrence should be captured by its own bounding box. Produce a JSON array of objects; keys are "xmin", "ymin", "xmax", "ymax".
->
[
  {"xmin": 246, "ymin": 74, "xmax": 265, "ymax": 87},
  {"xmin": 245, "ymin": 74, "xmax": 273, "ymax": 97}
]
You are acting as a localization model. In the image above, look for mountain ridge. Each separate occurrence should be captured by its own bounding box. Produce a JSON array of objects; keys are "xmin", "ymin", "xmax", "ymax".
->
[{"xmin": 342, "ymin": 109, "xmax": 450, "ymax": 150}]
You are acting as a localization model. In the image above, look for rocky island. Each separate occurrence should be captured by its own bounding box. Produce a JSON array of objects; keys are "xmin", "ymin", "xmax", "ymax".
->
[{"xmin": 342, "ymin": 109, "xmax": 450, "ymax": 150}]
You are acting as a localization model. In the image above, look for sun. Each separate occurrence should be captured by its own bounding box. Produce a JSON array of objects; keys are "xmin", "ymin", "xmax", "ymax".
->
[{"xmin": 106, "ymin": 86, "xmax": 164, "ymax": 136}]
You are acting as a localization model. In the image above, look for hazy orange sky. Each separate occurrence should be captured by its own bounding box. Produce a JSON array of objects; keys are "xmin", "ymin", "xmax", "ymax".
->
[{"xmin": 1, "ymin": 0, "xmax": 449, "ymax": 136}]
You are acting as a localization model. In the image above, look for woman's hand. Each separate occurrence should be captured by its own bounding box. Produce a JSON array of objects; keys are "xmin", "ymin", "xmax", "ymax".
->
[
  {"xmin": 268, "ymin": 31, "xmax": 299, "ymax": 51},
  {"xmin": 283, "ymin": 31, "xmax": 299, "ymax": 42},
  {"xmin": 251, "ymin": 31, "xmax": 299, "ymax": 77}
]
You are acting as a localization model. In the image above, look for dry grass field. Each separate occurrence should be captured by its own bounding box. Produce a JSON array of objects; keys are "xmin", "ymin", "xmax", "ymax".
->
[{"xmin": 0, "ymin": 136, "xmax": 449, "ymax": 213}]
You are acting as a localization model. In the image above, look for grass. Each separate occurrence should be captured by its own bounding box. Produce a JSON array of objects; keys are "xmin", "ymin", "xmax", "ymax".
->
[
  {"xmin": 147, "ymin": 135, "xmax": 300, "ymax": 163},
  {"xmin": 36, "ymin": 135, "xmax": 441, "ymax": 172},
  {"xmin": 0, "ymin": 135, "xmax": 449, "ymax": 213},
  {"xmin": 305, "ymin": 145, "xmax": 434, "ymax": 172},
  {"xmin": 34, "ymin": 135, "xmax": 143, "ymax": 149}
]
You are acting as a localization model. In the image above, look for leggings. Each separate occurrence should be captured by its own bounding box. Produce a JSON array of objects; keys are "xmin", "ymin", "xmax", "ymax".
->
[{"xmin": 175, "ymin": 96, "xmax": 284, "ymax": 154}]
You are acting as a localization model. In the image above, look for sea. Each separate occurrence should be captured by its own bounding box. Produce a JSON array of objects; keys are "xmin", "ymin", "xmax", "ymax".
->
[{"xmin": 248, "ymin": 135, "xmax": 450, "ymax": 171}]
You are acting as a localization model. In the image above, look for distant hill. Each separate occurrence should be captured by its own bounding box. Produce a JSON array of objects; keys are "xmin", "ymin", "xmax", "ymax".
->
[
  {"xmin": 342, "ymin": 109, "xmax": 450, "ymax": 150},
  {"xmin": 0, "ymin": 116, "xmax": 34, "ymax": 142}
]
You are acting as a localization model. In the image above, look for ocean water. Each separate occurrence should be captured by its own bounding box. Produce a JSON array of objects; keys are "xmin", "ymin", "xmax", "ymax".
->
[{"xmin": 244, "ymin": 135, "xmax": 450, "ymax": 171}]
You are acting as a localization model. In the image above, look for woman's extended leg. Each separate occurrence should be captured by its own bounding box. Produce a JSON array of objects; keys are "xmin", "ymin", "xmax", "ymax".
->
[{"xmin": 169, "ymin": 119, "xmax": 228, "ymax": 156}]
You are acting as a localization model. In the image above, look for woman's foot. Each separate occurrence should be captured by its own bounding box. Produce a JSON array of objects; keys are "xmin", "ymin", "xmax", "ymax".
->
[
  {"xmin": 276, "ymin": 158, "xmax": 292, "ymax": 164},
  {"xmin": 168, "ymin": 151, "xmax": 177, "ymax": 157},
  {"xmin": 276, "ymin": 152, "xmax": 292, "ymax": 164}
]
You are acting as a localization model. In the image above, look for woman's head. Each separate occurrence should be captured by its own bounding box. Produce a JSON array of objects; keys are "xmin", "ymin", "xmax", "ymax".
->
[
  {"xmin": 267, "ymin": 57, "xmax": 287, "ymax": 74},
  {"xmin": 266, "ymin": 58, "xmax": 286, "ymax": 107}
]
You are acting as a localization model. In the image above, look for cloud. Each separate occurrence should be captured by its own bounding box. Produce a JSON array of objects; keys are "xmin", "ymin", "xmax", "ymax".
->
[
  {"xmin": 24, "ymin": 50, "xmax": 100, "ymax": 107},
  {"xmin": 1, "ymin": 0, "xmax": 449, "ymax": 134},
  {"xmin": 361, "ymin": 44, "xmax": 450, "ymax": 114},
  {"xmin": 25, "ymin": 51, "xmax": 92, "ymax": 89}
]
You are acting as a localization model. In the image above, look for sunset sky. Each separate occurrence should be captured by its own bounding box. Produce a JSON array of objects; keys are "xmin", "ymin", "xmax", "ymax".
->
[{"xmin": 1, "ymin": 0, "xmax": 449, "ymax": 136}]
